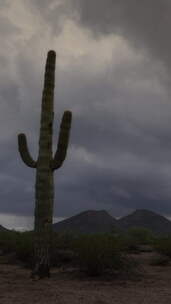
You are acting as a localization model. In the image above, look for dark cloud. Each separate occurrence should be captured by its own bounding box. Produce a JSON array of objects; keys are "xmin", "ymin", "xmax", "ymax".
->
[
  {"xmin": 1, "ymin": 0, "xmax": 171, "ymax": 226},
  {"xmin": 29, "ymin": 0, "xmax": 79, "ymax": 35},
  {"xmin": 74, "ymin": 0, "xmax": 171, "ymax": 73},
  {"xmin": 2, "ymin": 44, "xmax": 171, "ymax": 218}
]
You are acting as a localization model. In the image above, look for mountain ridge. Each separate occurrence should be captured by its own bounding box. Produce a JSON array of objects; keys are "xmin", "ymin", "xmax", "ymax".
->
[
  {"xmin": 53, "ymin": 209, "xmax": 118, "ymax": 234},
  {"xmin": 0, "ymin": 224, "xmax": 8, "ymax": 231},
  {"xmin": 53, "ymin": 209, "xmax": 171, "ymax": 235},
  {"xmin": 118, "ymin": 208, "xmax": 171, "ymax": 235}
]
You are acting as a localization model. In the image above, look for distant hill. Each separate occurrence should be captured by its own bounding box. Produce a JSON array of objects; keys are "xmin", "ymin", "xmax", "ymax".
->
[
  {"xmin": 118, "ymin": 209, "xmax": 171, "ymax": 235},
  {"xmin": 0, "ymin": 224, "xmax": 8, "ymax": 231},
  {"xmin": 53, "ymin": 210, "xmax": 119, "ymax": 234},
  {"xmin": 53, "ymin": 209, "xmax": 171, "ymax": 236}
]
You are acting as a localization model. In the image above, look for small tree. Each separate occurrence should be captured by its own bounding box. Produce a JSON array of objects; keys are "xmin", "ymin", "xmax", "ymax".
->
[{"xmin": 18, "ymin": 50, "xmax": 72, "ymax": 278}]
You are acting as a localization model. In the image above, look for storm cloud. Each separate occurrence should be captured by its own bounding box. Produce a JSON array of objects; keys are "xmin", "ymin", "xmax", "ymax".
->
[
  {"xmin": 0, "ymin": 0, "xmax": 171, "ymax": 228},
  {"xmin": 75, "ymin": 0, "xmax": 171, "ymax": 73}
]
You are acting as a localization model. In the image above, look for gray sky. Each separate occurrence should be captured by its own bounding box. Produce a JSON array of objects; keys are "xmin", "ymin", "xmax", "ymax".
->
[{"xmin": 1, "ymin": 0, "xmax": 171, "ymax": 225}]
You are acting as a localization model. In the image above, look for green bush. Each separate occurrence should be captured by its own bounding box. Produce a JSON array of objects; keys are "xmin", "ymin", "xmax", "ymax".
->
[
  {"xmin": 117, "ymin": 228, "xmax": 154, "ymax": 254},
  {"xmin": 153, "ymin": 237, "xmax": 171, "ymax": 258},
  {"xmin": 73, "ymin": 234, "xmax": 124, "ymax": 276},
  {"xmin": 0, "ymin": 230, "xmax": 145, "ymax": 274},
  {"xmin": 127, "ymin": 227, "xmax": 154, "ymax": 245},
  {"xmin": 15, "ymin": 232, "xmax": 33, "ymax": 265},
  {"xmin": 15, "ymin": 231, "xmax": 76, "ymax": 267},
  {"xmin": 50, "ymin": 232, "xmax": 77, "ymax": 267},
  {"xmin": 0, "ymin": 230, "xmax": 33, "ymax": 265},
  {"xmin": 149, "ymin": 254, "xmax": 170, "ymax": 266},
  {"xmin": 0, "ymin": 230, "xmax": 76, "ymax": 267},
  {"xmin": 120, "ymin": 235, "xmax": 141, "ymax": 253},
  {"xmin": 0, "ymin": 230, "xmax": 18, "ymax": 254},
  {"xmin": 51, "ymin": 232, "xmax": 75, "ymax": 250}
]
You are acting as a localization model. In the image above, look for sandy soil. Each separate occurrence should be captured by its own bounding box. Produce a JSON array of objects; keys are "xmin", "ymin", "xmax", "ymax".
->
[{"xmin": 0, "ymin": 252, "xmax": 171, "ymax": 304}]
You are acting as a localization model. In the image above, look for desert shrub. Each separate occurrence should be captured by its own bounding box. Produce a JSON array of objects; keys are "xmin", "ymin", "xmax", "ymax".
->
[
  {"xmin": 120, "ymin": 235, "xmax": 141, "ymax": 253},
  {"xmin": 153, "ymin": 237, "xmax": 171, "ymax": 258},
  {"xmin": 73, "ymin": 234, "xmax": 125, "ymax": 276},
  {"xmin": 149, "ymin": 254, "xmax": 170, "ymax": 266},
  {"xmin": 0, "ymin": 230, "xmax": 34, "ymax": 265},
  {"xmin": 16, "ymin": 231, "xmax": 76, "ymax": 267},
  {"xmin": 118, "ymin": 228, "xmax": 154, "ymax": 254},
  {"xmin": 0, "ymin": 230, "xmax": 19, "ymax": 254},
  {"xmin": 127, "ymin": 227, "xmax": 154, "ymax": 245},
  {"xmin": 51, "ymin": 232, "xmax": 75, "ymax": 250},
  {"xmin": 50, "ymin": 232, "xmax": 77, "ymax": 266},
  {"xmin": 0, "ymin": 230, "xmax": 77, "ymax": 267},
  {"xmin": 15, "ymin": 232, "xmax": 33, "ymax": 265}
]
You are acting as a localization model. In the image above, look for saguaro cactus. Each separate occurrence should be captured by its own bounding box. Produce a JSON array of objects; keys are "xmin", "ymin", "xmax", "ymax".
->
[{"xmin": 18, "ymin": 50, "xmax": 72, "ymax": 278}]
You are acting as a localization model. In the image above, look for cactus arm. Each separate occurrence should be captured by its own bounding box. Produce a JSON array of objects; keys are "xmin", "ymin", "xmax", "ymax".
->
[
  {"xmin": 18, "ymin": 133, "xmax": 37, "ymax": 168},
  {"xmin": 51, "ymin": 110, "xmax": 72, "ymax": 170},
  {"xmin": 18, "ymin": 50, "xmax": 72, "ymax": 278}
]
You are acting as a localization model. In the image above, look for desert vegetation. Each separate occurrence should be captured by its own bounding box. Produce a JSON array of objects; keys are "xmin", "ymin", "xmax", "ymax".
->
[
  {"xmin": 1, "ymin": 228, "xmax": 171, "ymax": 303},
  {"xmin": 0, "ymin": 228, "xmax": 170, "ymax": 275}
]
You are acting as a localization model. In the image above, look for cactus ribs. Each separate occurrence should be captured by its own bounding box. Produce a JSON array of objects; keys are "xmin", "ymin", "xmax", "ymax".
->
[{"xmin": 18, "ymin": 50, "xmax": 72, "ymax": 278}]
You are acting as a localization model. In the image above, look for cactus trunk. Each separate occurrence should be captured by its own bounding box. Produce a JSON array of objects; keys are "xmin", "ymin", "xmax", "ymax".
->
[
  {"xmin": 33, "ymin": 51, "xmax": 55, "ymax": 278},
  {"xmin": 18, "ymin": 50, "xmax": 72, "ymax": 278}
]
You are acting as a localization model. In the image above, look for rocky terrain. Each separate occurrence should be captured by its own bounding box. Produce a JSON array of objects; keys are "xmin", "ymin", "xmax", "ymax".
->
[{"xmin": 1, "ymin": 251, "xmax": 171, "ymax": 303}]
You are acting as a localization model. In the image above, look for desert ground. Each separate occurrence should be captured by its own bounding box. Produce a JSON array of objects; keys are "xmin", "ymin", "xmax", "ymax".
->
[{"xmin": 0, "ymin": 251, "xmax": 171, "ymax": 304}]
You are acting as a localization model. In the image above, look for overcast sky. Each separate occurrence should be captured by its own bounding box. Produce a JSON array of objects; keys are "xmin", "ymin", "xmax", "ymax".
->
[{"xmin": 1, "ymin": 0, "xmax": 171, "ymax": 227}]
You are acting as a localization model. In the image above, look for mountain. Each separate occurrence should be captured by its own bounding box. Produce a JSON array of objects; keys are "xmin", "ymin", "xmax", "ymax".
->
[
  {"xmin": 0, "ymin": 224, "xmax": 8, "ymax": 231},
  {"xmin": 53, "ymin": 209, "xmax": 171, "ymax": 236},
  {"xmin": 53, "ymin": 210, "xmax": 119, "ymax": 234},
  {"xmin": 118, "ymin": 209, "xmax": 171, "ymax": 235}
]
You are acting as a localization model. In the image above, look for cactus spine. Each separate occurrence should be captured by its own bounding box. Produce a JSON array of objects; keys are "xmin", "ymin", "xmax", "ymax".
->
[{"xmin": 18, "ymin": 50, "xmax": 72, "ymax": 278}]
